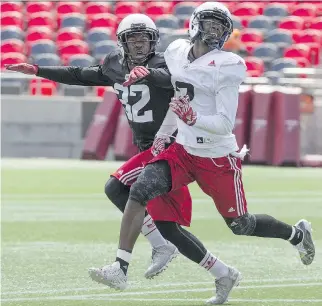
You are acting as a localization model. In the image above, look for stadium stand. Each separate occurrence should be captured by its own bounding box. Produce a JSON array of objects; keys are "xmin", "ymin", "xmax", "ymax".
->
[{"xmin": 1, "ymin": 1, "xmax": 321, "ymax": 95}]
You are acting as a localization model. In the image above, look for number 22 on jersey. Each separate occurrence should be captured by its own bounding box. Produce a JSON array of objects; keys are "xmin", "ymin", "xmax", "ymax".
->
[{"xmin": 114, "ymin": 83, "xmax": 152, "ymax": 123}]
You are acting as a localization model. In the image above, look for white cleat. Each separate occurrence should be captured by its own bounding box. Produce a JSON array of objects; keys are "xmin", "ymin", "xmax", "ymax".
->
[
  {"xmin": 144, "ymin": 241, "xmax": 179, "ymax": 279},
  {"xmin": 88, "ymin": 261, "xmax": 128, "ymax": 291},
  {"xmin": 206, "ymin": 267, "xmax": 242, "ymax": 305},
  {"xmin": 294, "ymin": 219, "xmax": 315, "ymax": 265}
]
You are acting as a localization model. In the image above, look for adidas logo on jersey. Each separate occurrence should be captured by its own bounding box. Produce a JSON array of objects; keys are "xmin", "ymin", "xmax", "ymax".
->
[
  {"xmin": 208, "ymin": 60, "xmax": 216, "ymax": 66},
  {"xmin": 118, "ymin": 170, "xmax": 124, "ymax": 175},
  {"xmin": 228, "ymin": 207, "xmax": 236, "ymax": 213}
]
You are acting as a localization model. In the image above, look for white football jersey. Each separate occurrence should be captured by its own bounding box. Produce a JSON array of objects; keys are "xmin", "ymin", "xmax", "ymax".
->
[{"xmin": 164, "ymin": 39, "xmax": 247, "ymax": 158}]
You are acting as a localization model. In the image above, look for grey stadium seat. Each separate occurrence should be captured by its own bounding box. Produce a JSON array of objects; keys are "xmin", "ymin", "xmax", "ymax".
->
[{"xmin": 32, "ymin": 54, "xmax": 61, "ymax": 66}]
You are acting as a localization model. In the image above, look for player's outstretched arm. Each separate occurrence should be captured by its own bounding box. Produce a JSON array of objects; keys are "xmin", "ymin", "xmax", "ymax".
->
[
  {"xmin": 5, "ymin": 55, "xmax": 114, "ymax": 86},
  {"xmin": 6, "ymin": 63, "xmax": 110, "ymax": 86},
  {"xmin": 123, "ymin": 66, "xmax": 172, "ymax": 89}
]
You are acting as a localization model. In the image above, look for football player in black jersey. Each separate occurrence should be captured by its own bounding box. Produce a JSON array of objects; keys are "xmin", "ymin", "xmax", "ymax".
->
[{"xmin": 6, "ymin": 14, "xmax": 237, "ymax": 296}]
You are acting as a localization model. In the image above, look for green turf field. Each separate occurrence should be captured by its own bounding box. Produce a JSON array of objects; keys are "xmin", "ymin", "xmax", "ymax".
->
[{"xmin": 1, "ymin": 159, "xmax": 322, "ymax": 306}]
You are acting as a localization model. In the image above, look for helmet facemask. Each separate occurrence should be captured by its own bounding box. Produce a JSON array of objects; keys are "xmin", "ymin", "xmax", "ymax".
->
[
  {"xmin": 118, "ymin": 24, "xmax": 159, "ymax": 65},
  {"xmin": 193, "ymin": 10, "xmax": 233, "ymax": 50}
]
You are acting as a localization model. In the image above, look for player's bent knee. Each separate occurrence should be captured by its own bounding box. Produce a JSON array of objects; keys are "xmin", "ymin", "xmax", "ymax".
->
[
  {"xmin": 104, "ymin": 176, "xmax": 130, "ymax": 212},
  {"xmin": 129, "ymin": 162, "xmax": 172, "ymax": 207},
  {"xmin": 224, "ymin": 213, "xmax": 256, "ymax": 236},
  {"xmin": 104, "ymin": 177, "xmax": 122, "ymax": 199}
]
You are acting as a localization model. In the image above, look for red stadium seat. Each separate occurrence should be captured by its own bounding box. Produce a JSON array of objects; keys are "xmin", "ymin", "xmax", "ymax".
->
[
  {"xmin": 27, "ymin": 12, "xmax": 56, "ymax": 30},
  {"xmin": 59, "ymin": 40, "xmax": 89, "ymax": 64},
  {"xmin": 30, "ymin": 79, "xmax": 57, "ymax": 96},
  {"xmin": 233, "ymin": 3, "xmax": 260, "ymax": 17},
  {"xmin": 294, "ymin": 29, "xmax": 322, "ymax": 45},
  {"xmin": 26, "ymin": 27, "xmax": 53, "ymax": 43},
  {"xmin": 1, "ymin": 52, "xmax": 26, "ymax": 69},
  {"xmin": 85, "ymin": 2, "xmax": 112, "ymax": 15},
  {"xmin": 293, "ymin": 57, "xmax": 311, "ymax": 68},
  {"xmin": 145, "ymin": 2, "xmax": 172, "ymax": 18},
  {"xmin": 114, "ymin": 2, "xmax": 140, "ymax": 17},
  {"xmin": 56, "ymin": 27, "xmax": 84, "ymax": 44},
  {"xmin": 1, "ymin": 1, "xmax": 23, "ymax": 13},
  {"xmin": 88, "ymin": 14, "xmax": 118, "ymax": 32},
  {"xmin": 26, "ymin": 2, "xmax": 53, "ymax": 14},
  {"xmin": 284, "ymin": 44, "xmax": 310, "ymax": 61},
  {"xmin": 240, "ymin": 29, "xmax": 263, "ymax": 44},
  {"xmin": 1, "ymin": 12, "xmax": 23, "ymax": 29},
  {"xmin": 310, "ymin": 17, "xmax": 322, "ymax": 30},
  {"xmin": 245, "ymin": 57, "xmax": 264, "ymax": 77},
  {"xmin": 291, "ymin": 4, "xmax": 316, "ymax": 18},
  {"xmin": 279, "ymin": 16, "xmax": 305, "ymax": 30},
  {"xmin": 57, "ymin": 1, "xmax": 83, "ymax": 15},
  {"xmin": 294, "ymin": 30, "xmax": 322, "ymax": 65},
  {"xmin": 1, "ymin": 39, "xmax": 24, "ymax": 53}
]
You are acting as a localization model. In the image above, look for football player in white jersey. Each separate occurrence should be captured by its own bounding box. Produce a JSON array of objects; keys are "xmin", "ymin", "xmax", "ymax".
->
[{"xmin": 93, "ymin": 2, "xmax": 315, "ymax": 304}]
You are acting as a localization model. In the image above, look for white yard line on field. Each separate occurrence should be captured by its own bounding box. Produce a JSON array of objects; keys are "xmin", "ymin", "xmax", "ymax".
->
[
  {"xmin": 3, "ymin": 276, "xmax": 321, "ymax": 296},
  {"xmin": 63, "ymin": 298, "xmax": 322, "ymax": 303},
  {"xmin": 2, "ymin": 282, "xmax": 321, "ymax": 302},
  {"xmin": 3, "ymin": 191, "xmax": 322, "ymax": 199}
]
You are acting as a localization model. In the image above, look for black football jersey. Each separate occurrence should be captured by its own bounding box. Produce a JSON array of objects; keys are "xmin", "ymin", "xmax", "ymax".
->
[{"xmin": 37, "ymin": 51, "xmax": 174, "ymax": 151}]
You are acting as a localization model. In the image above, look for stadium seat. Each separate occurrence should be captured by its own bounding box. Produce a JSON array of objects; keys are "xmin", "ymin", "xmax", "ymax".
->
[
  {"xmin": 1, "ymin": 26, "xmax": 24, "ymax": 41},
  {"xmin": 32, "ymin": 54, "xmax": 61, "ymax": 66},
  {"xmin": 310, "ymin": 17, "xmax": 322, "ymax": 30},
  {"xmin": 86, "ymin": 28, "xmax": 113, "ymax": 47},
  {"xmin": 56, "ymin": 27, "xmax": 84, "ymax": 45},
  {"xmin": 231, "ymin": 16, "xmax": 243, "ymax": 30},
  {"xmin": 57, "ymin": 1, "xmax": 83, "ymax": 15},
  {"xmin": 252, "ymin": 43, "xmax": 279, "ymax": 64},
  {"xmin": 245, "ymin": 57, "xmax": 264, "ymax": 77},
  {"xmin": 1, "ymin": 52, "xmax": 26, "ymax": 69},
  {"xmin": 1, "ymin": 12, "xmax": 23, "ymax": 29},
  {"xmin": 30, "ymin": 39, "xmax": 57, "ymax": 57},
  {"xmin": 68, "ymin": 54, "xmax": 95, "ymax": 67},
  {"xmin": 156, "ymin": 29, "xmax": 188, "ymax": 52},
  {"xmin": 92, "ymin": 40, "xmax": 117, "ymax": 62},
  {"xmin": 284, "ymin": 44, "xmax": 311, "ymax": 62},
  {"xmin": 1, "ymin": 39, "xmax": 24, "ymax": 53},
  {"xmin": 233, "ymin": 3, "xmax": 260, "ymax": 17},
  {"xmin": 248, "ymin": 16, "xmax": 275, "ymax": 33},
  {"xmin": 173, "ymin": 2, "xmax": 198, "ymax": 18},
  {"xmin": 59, "ymin": 40, "xmax": 89, "ymax": 63},
  {"xmin": 240, "ymin": 29, "xmax": 263, "ymax": 44},
  {"xmin": 26, "ymin": 27, "xmax": 53, "ymax": 43},
  {"xmin": 61, "ymin": 13, "xmax": 86, "ymax": 30},
  {"xmin": 263, "ymin": 4, "xmax": 289, "ymax": 20},
  {"xmin": 291, "ymin": 4, "xmax": 316, "ymax": 18},
  {"xmin": 265, "ymin": 29, "xmax": 293, "ymax": 47},
  {"xmin": 1, "ymin": 1, "xmax": 23, "ymax": 13},
  {"xmin": 26, "ymin": 2, "xmax": 53, "ymax": 14},
  {"xmin": 114, "ymin": 2, "xmax": 140, "ymax": 17},
  {"xmin": 27, "ymin": 12, "xmax": 56, "ymax": 30},
  {"xmin": 29, "ymin": 79, "xmax": 57, "ymax": 96},
  {"xmin": 294, "ymin": 29, "xmax": 322, "ymax": 45},
  {"xmin": 85, "ymin": 2, "xmax": 112, "ymax": 15},
  {"xmin": 88, "ymin": 14, "xmax": 118, "ymax": 32},
  {"xmin": 155, "ymin": 15, "xmax": 180, "ymax": 29},
  {"xmin": 270, "ymin": 58, "xmax": 297, "ymax": 72},
  {"xmin": 145, "ymin": 2, "xmax": 172, "ymax": 18},
  {"xmin": 279, "ymin": 16, "xmax": 305, "ymax": 30},
  {"xmin": 293, "ymin": 57, "xmax": 311, "ymax": 68},
  {"xmin": 293, "ymin": 30, "xmax": 322, "ymax": 65}
]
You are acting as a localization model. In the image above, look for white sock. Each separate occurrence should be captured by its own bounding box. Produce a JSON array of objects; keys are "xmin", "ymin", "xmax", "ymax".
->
[
  {"xmin": 116, "ymin": 249, "xmax": 132, "ymax": 263},
  {"xmin": 199, "ymin": 250, "xmax": 229, "ymax": 279},
  {"xmin": 141, "ymin": 214, "xmax": 167, "ymax": 248},
  {"xmin": 288, "ymin": 226, "xmax": 296, "ymax": 241}
]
